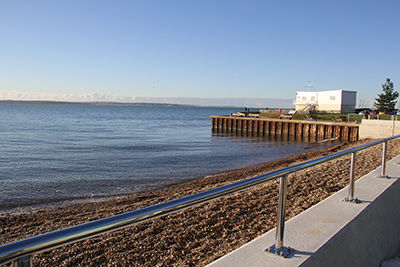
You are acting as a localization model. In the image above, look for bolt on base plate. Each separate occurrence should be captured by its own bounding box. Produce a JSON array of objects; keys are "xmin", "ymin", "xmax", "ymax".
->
[
  {"xmin": 377, "ymin": 175, "xmax": 389, "ymax": 179},
  {"xmin": 265, "ymin": 244, "xmax": 295, "ymax": 258},
  {"xmin": 342, "ymin": 197, "xmax": 360, "ymax": 203}
]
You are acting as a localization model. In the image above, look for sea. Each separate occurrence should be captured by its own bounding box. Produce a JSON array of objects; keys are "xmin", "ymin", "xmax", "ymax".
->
[{"xmin": 0, "ymin": 104, "xmax": 340, "ymax": 211}]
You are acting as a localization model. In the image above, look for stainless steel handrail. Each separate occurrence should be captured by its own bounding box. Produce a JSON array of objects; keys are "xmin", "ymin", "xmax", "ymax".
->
[
  {"xmin": 347, "ymin": 113, "xmax": 399, "ymax": 121},
  {"xmin": 1, "ymin": 135, "xmax": 399, "ymax": 266}
]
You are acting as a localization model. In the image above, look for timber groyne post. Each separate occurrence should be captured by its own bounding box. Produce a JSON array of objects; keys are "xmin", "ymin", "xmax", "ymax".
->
[{"xmin": 210, "ymin": 116, "xmax": 359, "ymax": 141}]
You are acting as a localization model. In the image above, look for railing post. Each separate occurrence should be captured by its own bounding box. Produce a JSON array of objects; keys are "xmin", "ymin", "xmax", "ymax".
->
[
  {"xmin": 13, "ymin": 256, "xmax": 31, "ymax": 267},
  {"xmin": 266, "ymin": 175, "xmax": 294, "ymax": 257},
  {"xmin": 378, "ymin": 141, "xmax": 388, "ymax": 178},
  {"xmin": 343, "ymin": 152, "xmax": 359, "ymax": 203},
  {"xmin": 275, "ymin": 174, "xmax": 287, "ymax": 252}
]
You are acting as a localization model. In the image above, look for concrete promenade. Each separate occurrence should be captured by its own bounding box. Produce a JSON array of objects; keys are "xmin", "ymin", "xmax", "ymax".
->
[{"xmin": 207, "ymin": 154, "xmax": 400, "ymax": 267}]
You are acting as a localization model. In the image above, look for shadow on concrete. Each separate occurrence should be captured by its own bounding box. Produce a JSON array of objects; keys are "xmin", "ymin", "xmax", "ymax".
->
[{"xmin": 286, "ymin": 250, "xmax": 313, "ymax": 259}]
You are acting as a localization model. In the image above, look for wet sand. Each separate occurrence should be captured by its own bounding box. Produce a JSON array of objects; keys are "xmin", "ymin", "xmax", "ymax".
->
[{"xmin": 1, "ymin": 138, "xmax": 399, "ymax": 266}]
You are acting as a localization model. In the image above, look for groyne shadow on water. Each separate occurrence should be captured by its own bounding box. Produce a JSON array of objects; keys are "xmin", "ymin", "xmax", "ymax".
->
[{"xmin": 211, "ymin": 129, "xmax": 322, "ymax": 143}]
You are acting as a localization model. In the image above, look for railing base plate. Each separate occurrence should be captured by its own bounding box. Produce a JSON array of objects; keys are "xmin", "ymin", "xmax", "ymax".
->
[
  {"xmin": 265, "ymin": 245, "xmax": 295, "ymax": 258},
  {"xmin": 342, "ymin": 197, "xmax": 360, "ymax": 203},
  {"xmin": 377, "ymin": 175, "xmax": 389, "ymax": 179}
]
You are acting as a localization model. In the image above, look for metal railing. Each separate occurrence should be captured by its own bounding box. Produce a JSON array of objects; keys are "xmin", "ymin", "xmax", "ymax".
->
[
  {"xmin": 1, "ymin": 135, "xmax": 399, "ymax": 266},
  {"xmin": 347, "ymin": 113, "xmax": 399, "ymax": 122},
  {"xmin": 292, "ymin": 100, "xmax": 317, "ymax": 105},
  {"xmin": 365, "ymin": 114, "xmax": 399, "ymax": 121}
]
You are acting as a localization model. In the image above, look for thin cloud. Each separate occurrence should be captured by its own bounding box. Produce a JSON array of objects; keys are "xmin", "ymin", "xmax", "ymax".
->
[{"xmin": 0, "ymin": 91, "xmax": 138, "ymax": 102}]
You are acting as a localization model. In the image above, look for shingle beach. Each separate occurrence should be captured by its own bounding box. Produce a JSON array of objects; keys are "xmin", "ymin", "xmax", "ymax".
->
[{"xmin": 1, "ymin": 138, "xmax": 399, "ymax": 266}]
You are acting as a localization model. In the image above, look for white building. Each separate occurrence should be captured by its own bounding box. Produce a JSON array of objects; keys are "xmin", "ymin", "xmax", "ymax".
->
[{"xmin": 293, "ymin": 90, "xmax": 357, "ymax": 113}]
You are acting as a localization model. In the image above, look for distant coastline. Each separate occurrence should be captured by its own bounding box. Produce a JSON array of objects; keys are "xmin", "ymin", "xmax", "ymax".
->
[
  {"xmin": 0, "ymin": 94, "xmax": 294, "ymax": 108},
  {"xmin": 0, "ymin": 100, "xmax": 193, "ymax": 107}
]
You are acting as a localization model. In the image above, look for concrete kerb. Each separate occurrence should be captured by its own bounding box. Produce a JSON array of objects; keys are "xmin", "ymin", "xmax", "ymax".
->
[{"xmin": 206, "ymin": 155, "xmax": 400, "ymax": 267}]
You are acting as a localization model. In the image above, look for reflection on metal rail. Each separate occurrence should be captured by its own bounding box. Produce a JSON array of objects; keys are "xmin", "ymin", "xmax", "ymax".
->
[{"xmin": 1, "ymin": 135, "xmax": 399, "ymax": 266}]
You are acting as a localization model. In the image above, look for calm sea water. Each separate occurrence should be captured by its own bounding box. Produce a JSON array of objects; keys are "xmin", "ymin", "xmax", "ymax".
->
[{"xmin": 0, "ymin": 104, "xmax": 339, "ymax": 211}]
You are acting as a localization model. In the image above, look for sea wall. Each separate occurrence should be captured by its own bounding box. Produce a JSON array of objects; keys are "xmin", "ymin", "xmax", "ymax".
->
[
  {"xmin": 359, "ymin": 119, "xmax": 400, "ymax": 139},
  {"xmin": 210, "ymin": 116, "xmax": 359, "ymax": 141},
  {"xmin": 300, "ymin": 176, "xmax": 400, "ymax": 267}
]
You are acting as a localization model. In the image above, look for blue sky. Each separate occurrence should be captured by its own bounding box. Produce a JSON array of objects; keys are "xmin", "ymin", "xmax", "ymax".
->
[{"xmin": 1, "ymin": 1, "xmax": 399, "ymax": 107}]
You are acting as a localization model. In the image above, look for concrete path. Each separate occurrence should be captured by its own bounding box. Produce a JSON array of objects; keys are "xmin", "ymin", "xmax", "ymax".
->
[{"xmin": 207, "ymin": 155, "xmax": 400, "ymax": 267}]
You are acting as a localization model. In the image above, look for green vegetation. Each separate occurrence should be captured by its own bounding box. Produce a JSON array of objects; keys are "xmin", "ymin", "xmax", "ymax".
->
[
  {"xmin": 259, "ymin": 112, "xmax": 350, "ymax": 121},
  {"xmin": 259, "ymin": 112, "xmax": 399, "ymax": 123},
  {"xmin": 374, "ymin": 78, "xmax": 399, "ymax": 113}
]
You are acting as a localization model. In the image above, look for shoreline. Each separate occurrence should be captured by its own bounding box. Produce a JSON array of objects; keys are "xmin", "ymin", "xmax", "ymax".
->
[
  {"xmin": 2, "ymin": 138, "xmax": 399, "ymax": 266},
  {"xmin": 0, "ymin": 140, "xmax": 343, "ymax": 214}
]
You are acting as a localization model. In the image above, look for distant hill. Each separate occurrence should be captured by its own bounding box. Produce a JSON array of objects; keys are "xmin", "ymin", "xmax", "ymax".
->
[
  {"xmin": 0, "ymin": 96, "xmax": 294, "ymax": 109},
  {"xmin": 0, "ymin": 100, "xmax": 191, "ymax": 107}
]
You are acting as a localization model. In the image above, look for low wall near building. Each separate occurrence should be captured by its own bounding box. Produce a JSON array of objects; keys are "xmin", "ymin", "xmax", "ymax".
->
[{"xmin": 359, "ymin": 119, "xmax": 400, "ymax": 139}]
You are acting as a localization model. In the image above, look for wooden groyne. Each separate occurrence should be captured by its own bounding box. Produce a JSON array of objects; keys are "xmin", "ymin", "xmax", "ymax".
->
[{"xmin": 210, "ymin": 116, "xmax": 359, "ymax": 141}]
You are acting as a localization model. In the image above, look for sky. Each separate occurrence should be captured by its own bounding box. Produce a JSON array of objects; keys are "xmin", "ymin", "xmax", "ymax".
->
[{"xmin": 1, "ymin": 0, "xmax": 399, "ymax": 107}]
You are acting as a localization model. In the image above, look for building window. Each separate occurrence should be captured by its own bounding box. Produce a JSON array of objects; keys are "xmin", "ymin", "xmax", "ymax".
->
[
  {"xmin": 311, "ymin": 96, "xmax": 316, "ymax": 101},
  {"xmin": 302, "ymin": 96, "xmax": 307, "ymax": 101},
  {"xmin": 330, "ymin": 96, "xmax": 336, "ymax": 101}
]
